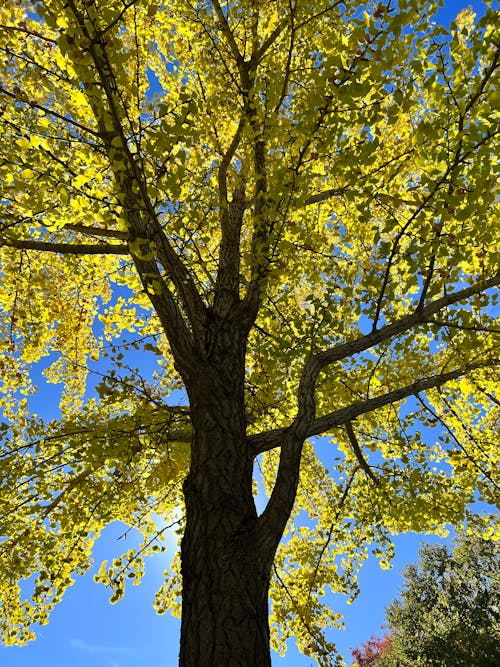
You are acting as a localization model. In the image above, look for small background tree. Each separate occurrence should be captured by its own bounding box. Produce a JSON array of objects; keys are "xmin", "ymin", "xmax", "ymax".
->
[
  {"xmin": 352, "ymin": 633, "xmax": 393, "ymax": 666},
  {"xmin": 353, "ymin": 532, "xmax": 500, "ymax": 667}
]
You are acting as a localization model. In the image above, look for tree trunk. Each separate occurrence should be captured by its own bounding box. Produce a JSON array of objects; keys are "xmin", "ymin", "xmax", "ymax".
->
[
  {"xmin": 179, "ymin": 329, "xmax": 274, "ymax": 666},
  {"xmin": 179, "ymin": 493, "xmax": 272, "ymax": 666}
]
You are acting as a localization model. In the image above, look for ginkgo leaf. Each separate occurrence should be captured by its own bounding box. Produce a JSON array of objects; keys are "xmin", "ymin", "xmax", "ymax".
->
[{"xmin": 0, "ymin": 0, "xmax": 498, "ymax": 664}]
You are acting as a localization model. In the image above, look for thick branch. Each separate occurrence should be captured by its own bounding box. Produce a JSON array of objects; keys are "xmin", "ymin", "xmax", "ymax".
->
[
  {"xmin": 238, "ymin": 146, "xmax": 269, "ymax": 327},
  {"xmin": 303, "ymin": 187, "xmax": 347, "ymax": 205},
  {"xmin": 64, "ymin": 1, "xmax": 206, "ymax": 344},
  {"xmin": 243, "ymin": 185, "xmax": 347, "ymax": 211},
  {"xmin": 1, "ymin": 238, "xmax": 129, "ymax": 255},
  {"xmin": 256, "ymin": 327, "xmax": 318, "ymax": 551},
  {"xmin": 211, "ymin": 0, "xmax": 246, "ymax": 77},
  {"xmin": 253, "ymin": 19, "xmax": 288, "ymax": 65},
  {"xmin": 64, "ymin": 223, "xmax": 128, "ymax": 240},
  {"xmin": 256, "ymin": 430, "xmax": 304, "ymax": 560},
  {"xmin": 249, "ymin": 360, "xmax": 497, "ymax": 456},
  {"xmin": 213, "ymin": 117, "xmax": 246, "ymax": 316},
  {"xmin": 262, "ymin": 274, "xmax": 500, "ymax": 457},
  {"xmin": 314, "ymin": 274, "xmax": 500, "ymax": 371}
]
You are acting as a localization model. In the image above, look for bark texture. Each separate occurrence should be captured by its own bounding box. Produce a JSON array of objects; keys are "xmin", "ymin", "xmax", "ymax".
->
[{"xmin": 179, "ymin": 321, "xmax": 275, "ymax": 666}]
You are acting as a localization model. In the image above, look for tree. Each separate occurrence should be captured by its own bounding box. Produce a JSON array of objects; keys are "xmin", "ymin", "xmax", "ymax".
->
[
  {"xmin": 352, "ymin": 632, "xmax": 393, "ymax": 666},
  {"xmin": 369, "ymin": 532, "xmax": 500, "ymax": 666},
  {"xmin": 0, "ymin": 1, "xmax": 499, "ymax": 665}
]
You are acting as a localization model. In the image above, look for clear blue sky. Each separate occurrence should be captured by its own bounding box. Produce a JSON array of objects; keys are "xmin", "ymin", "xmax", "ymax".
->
[
  {"xmin": 1, "ymin": 1, "xmax": 490, "ymax": 666},
  {"xmin": 3, "ymin": 518, "xmax": 448, "ymax": 667}
]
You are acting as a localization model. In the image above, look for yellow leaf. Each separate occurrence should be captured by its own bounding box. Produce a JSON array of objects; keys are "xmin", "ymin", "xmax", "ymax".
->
[
  {"xmin": 16, "ymin": 138, "xmax": 31, "ymax": 151},
  {"xmin": 73, "ymin": 174, "xmax": 90, "ymax": 189}
]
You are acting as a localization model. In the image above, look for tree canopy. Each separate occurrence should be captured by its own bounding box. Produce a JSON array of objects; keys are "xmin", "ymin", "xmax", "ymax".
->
[
  {"xmin": 384, "ymin": 532, "xmax": 500, "ymax": 666},
  {"xmin": 0, "ymin": 1, "xmax": 499, "ymax": 665},
  {"xmin": 352, "ymin": 632, "xmax": 393, "ymax": 666},
  {"xmin": 352, "ymin": 532, "xmax": 500, "ymax": 667}
]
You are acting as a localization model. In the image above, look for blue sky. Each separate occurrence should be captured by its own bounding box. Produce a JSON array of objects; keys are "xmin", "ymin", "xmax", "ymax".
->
[
  {"xmin": 3, "ymin": 520, "xmax": 448, "ymax": 667},
  {"xmin": 1, "ymin": 0, "xmax": 492, "ymax": 666}
]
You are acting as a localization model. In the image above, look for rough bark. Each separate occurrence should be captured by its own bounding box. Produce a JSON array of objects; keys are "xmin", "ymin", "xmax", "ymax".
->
[
  {"xmin": 180, "ymin": 463, "xmax": 272, "ymax": 666},
  {"xmin": 179, "ymin": 320, "xmax": 274, "ymax": 667}
]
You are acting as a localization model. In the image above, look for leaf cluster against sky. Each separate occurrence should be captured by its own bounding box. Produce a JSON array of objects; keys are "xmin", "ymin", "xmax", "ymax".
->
[{"xmin": 0, "ymin": 1, "xmax": 498, "ymax": 663}]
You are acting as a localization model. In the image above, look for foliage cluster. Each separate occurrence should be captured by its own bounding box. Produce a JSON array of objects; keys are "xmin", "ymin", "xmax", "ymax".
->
[
  {"xmin": 352, "ymin": 533, "xmax": 500, "ymax": 667},
  {"xmin": 0, "ymin": 0, "xmax": 498, "ymax": 663}
]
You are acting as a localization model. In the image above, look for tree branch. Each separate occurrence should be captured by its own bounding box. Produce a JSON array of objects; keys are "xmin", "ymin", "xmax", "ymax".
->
[
  {"xmin": 313, "ymin": 274, "xmax": 500, "ymax": 371},
  {"xmin": 238, "ymin": 134, "xmax": 269, "ymax": 327},
  {"xmin": 344, "ymin": 421, "xmax": 379, "ymax": 485},
  {"xmin": 253, "ymin": 18, "xmax": 288, "ymax": 65},
  {"xmin": 242, "ymin": 185, "xmax": 347, "ymax": 212},
  {"xmin": 256, "ymin": 429, "xmax": 304, "ymax": 560},
  {"xmin": 259, "ymin": 274, "xmax": 500, "ymax": 456},
  {"xmin": 249, "ymin": 360, "xmax": 497, "ymax": 456},
  {"xmin": 303, "ymin": 187, "xmax": 347, "ymax": 206},
  {"xmin": 212, "ymin": 0, "xmax": 246, "ymax": 75},
  {"xmin": 63, "ymin": 0, "xmax": 207, "ymax": 347},
  {"xmin": 428, "ymin": 318, "xmax": 500, "ymax": 334},
  {"xmin": 64, "ymin": 223, "xmax": 128, "ymax": 240},
  {"xmin": 213, "ymin": 116, "xmax": 246, "ymax": 316},
  {"xmin": 1, "ymin": 238, "xmax": 129, "ymax": 255},
  {"xmin": 415, "ymin": 395, "xmax": 500, "ymax": 492}
]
